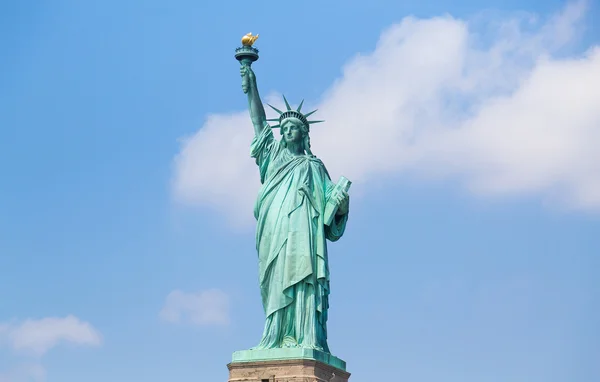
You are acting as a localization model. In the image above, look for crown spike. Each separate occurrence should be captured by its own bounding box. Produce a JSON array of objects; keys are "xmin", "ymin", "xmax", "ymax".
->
[
  {"xmin": 267, "ymin": 104, "xmax": 284, "ymax": 115},
  {"xmin": 270, "ymin": 125, "xmax": 280, "ymax": 129},
  {"xmin": 304, "ymin": 109, "xmax": 318, "ymax": 118},
  {"xmin": 282, "ymin": 95, "xmax": 292, "ymax": 111},
  {"xmin": 267, "ymin": 100, "xmax": 323, "ymax": 129}
]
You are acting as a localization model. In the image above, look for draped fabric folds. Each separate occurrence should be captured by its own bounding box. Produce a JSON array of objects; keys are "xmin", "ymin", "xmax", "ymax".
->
[{"xmin": 250, "ymin": 126, "xmax": 348, "ymax": 352}]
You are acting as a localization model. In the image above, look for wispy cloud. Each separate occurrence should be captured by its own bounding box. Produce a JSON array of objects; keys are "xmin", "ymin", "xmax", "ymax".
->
[
  {"xmin": 173, "ymin": 1, "xmax": 599, "ymax": 223},
  {"xmin": 0, "ymin": 316, "xmax": 101, "ymax": 381},
  {"xmin": 159, "ymin": 289, "xmax": 230, "ymax": 326},
  {"xmin": 0, "ymin": 315, "xmax": 102, "ymax": 357}
]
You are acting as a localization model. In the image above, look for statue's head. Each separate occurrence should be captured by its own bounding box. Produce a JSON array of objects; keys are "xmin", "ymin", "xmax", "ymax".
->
[
  {"xmin": 267, "ymin": 96, "xmax": 324, "ymax": 154},
  {"xmin": 281, "ymin": 117, "xmax": 308, "ymax": 146}
]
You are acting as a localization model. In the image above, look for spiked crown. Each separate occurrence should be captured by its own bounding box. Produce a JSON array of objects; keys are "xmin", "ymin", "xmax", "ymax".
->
[{"xmin": 267, "ymin": 95, "xmax": 324, "ymax": 131}]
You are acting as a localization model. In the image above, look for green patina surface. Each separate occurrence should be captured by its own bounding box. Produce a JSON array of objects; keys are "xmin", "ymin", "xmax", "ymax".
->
[
  {"xmin": 231, "ymin": 348, "xmax": 346, "ymax": 371},
  {"xmin": 233, "ymin": 36, "xmax": 351, "ymax": 358}
]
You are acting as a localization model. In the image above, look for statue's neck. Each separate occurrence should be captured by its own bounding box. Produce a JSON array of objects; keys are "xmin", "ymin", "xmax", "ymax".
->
[{"xmin": 285, "ymin": 142, "xmax": 304, "ymax": 156}]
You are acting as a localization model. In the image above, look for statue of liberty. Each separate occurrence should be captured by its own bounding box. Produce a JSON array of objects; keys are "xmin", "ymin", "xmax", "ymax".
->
[{"xmin": 238, "ymin": 40, "xmax": 350, "ymax": 354}]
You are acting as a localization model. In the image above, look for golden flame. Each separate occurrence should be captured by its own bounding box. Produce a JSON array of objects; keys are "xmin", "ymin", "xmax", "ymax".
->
[{"xmin": 241, "ymin": 33, "xmax": 259, "ymax": 47}]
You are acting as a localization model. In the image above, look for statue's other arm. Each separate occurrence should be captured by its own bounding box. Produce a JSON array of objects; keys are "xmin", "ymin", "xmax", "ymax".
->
[{"xmin": 240, "ymin": 65, "xmax": 268, "ymax": 136}]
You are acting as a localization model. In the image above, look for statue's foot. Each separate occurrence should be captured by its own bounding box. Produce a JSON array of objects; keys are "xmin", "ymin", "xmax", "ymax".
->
[{"xmin": 282, "ymin": 336, "xmax": 298, "ymax": 348}]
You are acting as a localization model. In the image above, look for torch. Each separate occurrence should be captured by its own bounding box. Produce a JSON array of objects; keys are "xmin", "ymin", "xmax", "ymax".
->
[{"xmin": 235, "ymin": 33, "xmax": 259, "ymax": 94}]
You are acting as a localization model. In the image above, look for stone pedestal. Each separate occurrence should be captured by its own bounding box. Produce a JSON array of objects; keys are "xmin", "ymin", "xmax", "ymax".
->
[{"xmin": 227, "ymin": 358, "xmax": 351, "ymax": 382}]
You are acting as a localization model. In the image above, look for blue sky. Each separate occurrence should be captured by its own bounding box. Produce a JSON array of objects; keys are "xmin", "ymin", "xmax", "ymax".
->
[{"xmin": 1, "ymin": 1, "xmax": 599, "ymax": 381}]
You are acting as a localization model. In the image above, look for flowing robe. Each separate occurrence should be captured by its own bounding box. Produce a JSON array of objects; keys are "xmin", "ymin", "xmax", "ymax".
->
[{"xmin": 250, "ymin": 126, "xmax": 348, "ymax": 352}]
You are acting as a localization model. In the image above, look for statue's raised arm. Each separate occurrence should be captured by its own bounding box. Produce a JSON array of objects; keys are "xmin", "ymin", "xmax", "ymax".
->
[
  {"xmin": 235, "ymin": 33, "xmax": 266, "ymax": 136},
  {"xmin": 240, "ymin": 65, "xmax": 267, "ymax": 136}
]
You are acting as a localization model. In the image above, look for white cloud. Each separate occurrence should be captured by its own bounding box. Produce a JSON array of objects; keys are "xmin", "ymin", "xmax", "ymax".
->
[
  {"xmin": 159, "ymin": 289, "xmax": 230, "ymax": 326},
  {"xmin": 173, "ymin": 1, "xmax": 600, "ymax": 222},
  {"xmin": 0, "ymin": 316, "xmax": 102, "ymax": 356}
]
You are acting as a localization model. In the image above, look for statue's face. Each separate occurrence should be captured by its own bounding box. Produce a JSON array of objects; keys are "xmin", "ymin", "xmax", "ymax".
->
[{"xmin": 281, "ymin": 119, "xmax": 304, "ymax": 144}]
